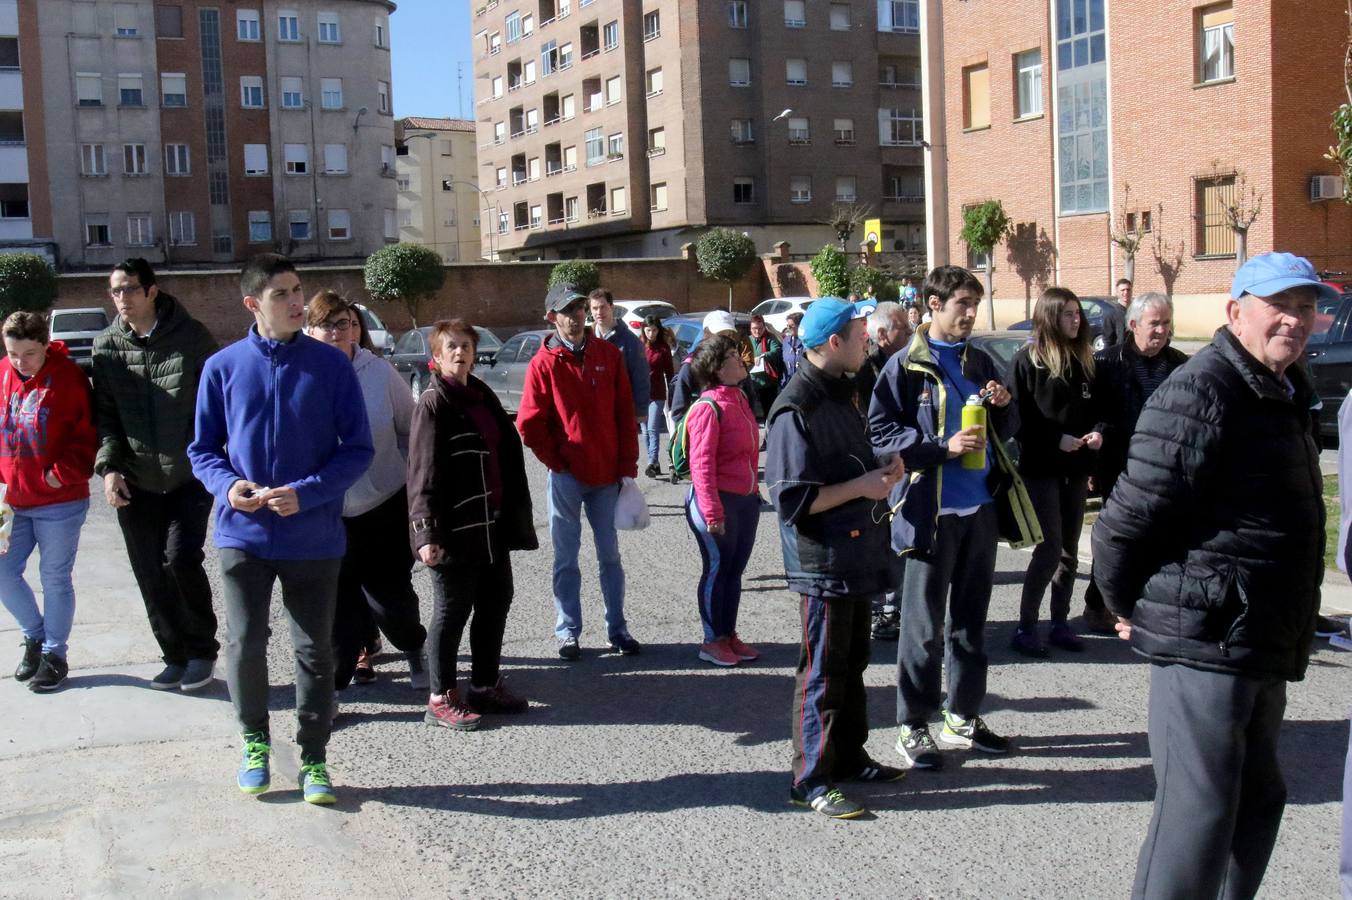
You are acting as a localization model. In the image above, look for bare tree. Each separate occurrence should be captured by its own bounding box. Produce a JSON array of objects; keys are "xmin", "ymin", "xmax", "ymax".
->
[
  {"xmin": 1109, "ymin": 183, "xmax": 1147, "ymax": 283},
  {"xmin": 822, "ymin": 202, "xmax": 873, "ymax": 252},
  {"xmin": 1206, "ymin": 161, "xmax": 1263, "ymax": 268},
  {"xmin": 1150, "ymin": 203, "xmax": 1187, "ymax": 298},
  {"xmin": 1325, "ymin": 1, "xmax": 1352, "ymax": 203}
]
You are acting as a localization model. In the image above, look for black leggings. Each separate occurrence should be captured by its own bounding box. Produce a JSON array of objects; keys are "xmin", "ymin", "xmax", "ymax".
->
[{"xmin": 427, "ymin": 556, "xmax": 514, "ymax": 694}]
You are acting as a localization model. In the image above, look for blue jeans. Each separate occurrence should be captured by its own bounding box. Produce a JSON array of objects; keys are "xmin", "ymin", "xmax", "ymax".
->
[
  {"xmin": 547, "ymin": 470, "xmax": 626, "ymax": 642},
  {"xmin": 641, "ymin": 399, "xmax": 665, "ymax": 466},
  {"xmin": 0, "ymin": 498, "xmax": 90, "ymax": 659},
  {"xmin": 686, "ymin": 489, "xmax": 759, "ymax": 643}
]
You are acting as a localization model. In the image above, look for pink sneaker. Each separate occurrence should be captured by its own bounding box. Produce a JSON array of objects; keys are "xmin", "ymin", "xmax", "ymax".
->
[
  {"xmin": 698, "ymin": 639, "xmax": 740, "ymax": 667},
  {"xmin": 727, "ymin": 633, "xmax": 759, "ymax": 662},
  {"xmin": 424, "ymin": 689, "xmax": 482, "ymax": 731}
]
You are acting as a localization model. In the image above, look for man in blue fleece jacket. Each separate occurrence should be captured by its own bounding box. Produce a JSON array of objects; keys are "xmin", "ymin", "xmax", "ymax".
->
[{"xmin": 189, "ymin": 253, "xmax": 373, "ymax": 805}]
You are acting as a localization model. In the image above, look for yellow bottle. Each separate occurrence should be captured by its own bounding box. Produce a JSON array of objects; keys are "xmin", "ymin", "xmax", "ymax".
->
[{"xmin": 960, "ymin": 395, "xmax": 987, "ymax": 470}]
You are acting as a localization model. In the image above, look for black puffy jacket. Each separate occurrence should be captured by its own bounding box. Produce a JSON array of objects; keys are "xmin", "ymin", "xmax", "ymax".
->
[
  {"xmin": 1090, "ymin": 327, "xmax": 1324, "ymax": 682},
  {"xmin": 1090, "ymin": 340, "xmax": 1189, "ymax": 490}
]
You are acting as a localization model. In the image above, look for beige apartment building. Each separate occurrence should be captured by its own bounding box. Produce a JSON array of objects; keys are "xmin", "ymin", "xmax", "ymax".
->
[
  {"xmin": 395, "ymin": 117, "xmax": 483, "ymax": 262},
  {"xmin": 471, "ymin": 0, "xmax": 926, "ymax": 261}
]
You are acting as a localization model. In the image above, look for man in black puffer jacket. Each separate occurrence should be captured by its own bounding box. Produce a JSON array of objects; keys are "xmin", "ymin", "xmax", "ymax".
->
[{"xmin": 1091, "ymin": 252, "xmax": 1329, "ymax": 900}]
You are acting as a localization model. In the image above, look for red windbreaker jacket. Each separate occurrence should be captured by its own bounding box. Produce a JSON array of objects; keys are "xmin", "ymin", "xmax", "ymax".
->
[{"xmin": 0, "ymin": 342, "xmax": 96, "ymax": 508}]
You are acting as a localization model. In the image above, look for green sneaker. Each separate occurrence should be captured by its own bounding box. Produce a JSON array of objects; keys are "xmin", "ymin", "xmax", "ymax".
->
[
  {"xmin": 939, "ymin": 711, "xmax": 1010, "ymax": 754},
  {"xmin": 237, "ymin": 734, "xmax": 271, "ymax": 795},
  {"xmin": 300, "ymin": 761, "xmax": 336, "ymax": 805}
]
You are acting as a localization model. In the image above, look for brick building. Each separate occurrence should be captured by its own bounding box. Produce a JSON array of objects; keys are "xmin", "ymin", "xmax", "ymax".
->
[
  {"xmin": 926, "ymin": 0, "xmax": 1352, "ymax": 330},
  {"xmin": 470, "ymin": 0, "xmax": 928, "ymax": 262}
]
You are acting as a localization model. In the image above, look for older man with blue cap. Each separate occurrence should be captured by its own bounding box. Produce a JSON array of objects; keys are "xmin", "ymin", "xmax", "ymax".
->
[
  {"xmin": 1092, "ymin": 251, "xmax": 1330, "ymax": 899},
  {"xmin": 765, "ymin": 295, "xmax": 907, "ymax": 819}
]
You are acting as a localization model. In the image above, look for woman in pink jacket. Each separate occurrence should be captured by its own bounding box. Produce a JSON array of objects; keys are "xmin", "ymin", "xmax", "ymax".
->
[{"xmin": 684, "ymin": 334, "xmax": 762, "ymax": 667}]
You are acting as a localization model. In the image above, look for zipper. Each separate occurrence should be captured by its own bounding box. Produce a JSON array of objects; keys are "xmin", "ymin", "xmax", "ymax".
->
[
  {"xmin": 1218, "ymin": 572, "xmax": 1246, "ymax": 657},
  {"xmin": 268, "ymin": 345, "xmax": 279, "ymax": 558}
]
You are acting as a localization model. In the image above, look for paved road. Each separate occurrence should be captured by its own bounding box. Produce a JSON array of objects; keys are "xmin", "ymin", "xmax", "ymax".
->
[{"xmin": 0, "ymin": 458, "xmax": 1348, "ymax": 898}]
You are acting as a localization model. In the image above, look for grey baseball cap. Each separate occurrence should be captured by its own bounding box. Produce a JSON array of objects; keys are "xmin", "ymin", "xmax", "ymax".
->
[{"xmin": 545, "ymin": 281, "xmax": 588, "ymax": 314}]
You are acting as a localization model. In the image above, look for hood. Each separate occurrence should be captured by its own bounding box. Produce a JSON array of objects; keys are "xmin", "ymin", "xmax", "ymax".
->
[{"xmin": 351, "ymin": 346, "xmax": 379, "ymax": 372}]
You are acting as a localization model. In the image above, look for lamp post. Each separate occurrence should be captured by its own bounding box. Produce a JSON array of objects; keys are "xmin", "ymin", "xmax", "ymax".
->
[
  {"xmin": 765, "ymin": 108, "xmax": 792, "ymax": 227},
  {"xmin": 402, "ymin": 131, "xmax": 500, "ymax": 261}
]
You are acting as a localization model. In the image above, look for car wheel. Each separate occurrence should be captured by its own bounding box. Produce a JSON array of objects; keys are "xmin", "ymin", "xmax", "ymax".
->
[{"xmin": 1092, "ymin": 335, "xmax": 1106, "ymax": 352}]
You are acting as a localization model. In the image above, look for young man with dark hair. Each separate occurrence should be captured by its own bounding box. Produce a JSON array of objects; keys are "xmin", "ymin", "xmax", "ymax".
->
[
  {"xmin": 189, "ymin": 253, "xmax": 373, "ymax": 804},
  {"xmin": 870, "ymin": 265, "xmax": 1035, "ymax": 771},
  {"xmin": 1100, "ymin": 277, "xmax": 1133, "ymax": 349},
  {"xmin": 95, "ymin": 258, "xmax": 220, "ymax": 692},
  {"xmin": 588, "ymin": 288, "xmax": 650, "ymax": 419},
  {"xmin": 767, "ymin": 297, "xmax": 906, "ymax": 820}
]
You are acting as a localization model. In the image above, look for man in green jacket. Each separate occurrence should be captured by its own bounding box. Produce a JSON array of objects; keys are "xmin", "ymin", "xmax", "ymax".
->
[{"xmin": 94, "ymin": 258, "xmax": 220, "ymax": 692}]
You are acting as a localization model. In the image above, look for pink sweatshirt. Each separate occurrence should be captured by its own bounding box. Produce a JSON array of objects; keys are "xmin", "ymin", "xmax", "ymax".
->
[{"xmin": 686, "ymin": 383, "xmax": 760, "ymax": 525}]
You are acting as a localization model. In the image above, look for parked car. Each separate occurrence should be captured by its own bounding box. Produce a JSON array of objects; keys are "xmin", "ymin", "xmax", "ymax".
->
[
  {"xmin": 969, "ymin": 330, "xmax": 1031, "ymax": 381},
  {"xmin": 48, "ymin": 307, "xmax": 110, "ymax": 372},
  {"xmin": 354, "ymin": 303, "xmax": 394, "ymax": 355},
  {"xmin": 749, "ymin": 297, "xmax": 816, "ymax": 333},
  {"xmin": 612, "ymin": 299, "xmax": 678, "ymax": 335},
  {"xmin": 1306, "ymin": 290, "xmax": 1352, "ymax": 439},
  {"xmin": 477, "ymin": 328, "xmax": 552, "ymax": 413},
  {"xmin": 665, "ymin": 311, "xmax": 753, "ymax": 361},
  {"xmin": 390, "ymin": 325, "xmax": 503, "ymax": 398},
  {"xmin": 1008, "ymin": 296, "xmax": 1117, "ymax": 352}
]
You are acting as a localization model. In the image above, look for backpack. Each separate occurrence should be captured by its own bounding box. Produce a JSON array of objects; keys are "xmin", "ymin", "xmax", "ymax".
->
[{"xmin": 669, "ymin": 396, "xmax": 721, "ymax": 481}]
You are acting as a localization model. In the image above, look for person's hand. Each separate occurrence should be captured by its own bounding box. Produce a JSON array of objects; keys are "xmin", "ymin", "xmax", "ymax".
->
[
  {"xmin": 946, "ymin": 425, "xmax": 986, "ymax": 459},
  {"xmin": 856, "ymin": 456, "xmax": 904, "ymax": 501},
  {"xmin": 1115, "ymin": 617, "xmax": 1132, "ymax": 641},
  {"xmin": 104, "ymin": 472, "xmax": 131, "ymax": 508},
  {"xmin": 418, "ymin": 543, "xmax": 444, "ymax": 566},
  {"xmin": 984, "ymin": 380, "xmax": 1011, "ymax": 407},
  {"xmin": 1081, "ymin": 431, "xmax": 1104, "ymax": 451},
  {"xmin": 228, "ymin": 480, "xmax": 267, "ymax": 513},
  {"xmin": 708, "ymin": 520, "xmax": 726, "ymax": 536},
  {"xmin": 1058, "ymin": 434, "xmax": 1086, "ymax": 453},
  {"xmin": 260, "ymin": 486, "xmax": 300, "ymax": 517},
  {"xmin": 44, "ymin": 470, "xmax": 61, "ymax": 489}
]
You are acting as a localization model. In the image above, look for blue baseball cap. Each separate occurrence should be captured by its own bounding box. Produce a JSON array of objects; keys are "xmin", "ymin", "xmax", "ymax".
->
[
  {"xmin": 1230, "ymin": 252, "xmax": 1340, "ymax": 302},
  {"xmin": 799, "ymin": 298, "xmax": 877, "ymax": 348}
]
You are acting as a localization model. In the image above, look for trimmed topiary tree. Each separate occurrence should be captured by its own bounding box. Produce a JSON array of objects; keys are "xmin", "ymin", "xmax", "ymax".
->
[
  {"xmin": 0, "ymin": 253, "xmax": 57, "ymax": 319},
  {"xmin": 809, "ymin": 244, "xmax": 849, "ymax": 298},
  {"xmin": 547, "ymin": 259, "xmax": 601, "ymax": 295},
  {"xmin": 695, "ymin": 227, "xmax": 758, "ymax": 310},
  {"xmin": 364, "ymin": 243, "xmax": 446, "ymax": 327},
  {"xmin": 959, "ymin": 200, "xmax": 1012, "ymax": 329},
  {"xmin": 849, "ymin": 265, "xmax": 899, "ymax": 302}
]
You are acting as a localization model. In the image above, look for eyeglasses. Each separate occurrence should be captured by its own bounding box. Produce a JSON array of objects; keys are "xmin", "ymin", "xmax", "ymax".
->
[
  {"xmin": 316, "ymin": 318, "xmax": 356, "ymax": 332},
  {"xmin": 108, "ymin": 285, "xmax": 144, "ymax": 298}
]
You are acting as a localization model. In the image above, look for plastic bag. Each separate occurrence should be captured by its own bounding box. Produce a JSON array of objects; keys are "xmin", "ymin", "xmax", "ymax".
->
[
  {"xmin": 0, "ymin": 483, "xmax": 12, "ymax": 554},
  {"xmin": 614, "ymin": 477, "xmax": 650, "ymax": 531}
]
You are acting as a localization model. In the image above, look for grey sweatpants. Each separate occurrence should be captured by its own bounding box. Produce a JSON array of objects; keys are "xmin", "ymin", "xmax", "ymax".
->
[
  {"xmin": 221, "ymin": 549, "xmax": 342, "ymax": 762},
  {"xmin": 1133, "ymin": 663, "xmax": 1287, "ymax": 900}
]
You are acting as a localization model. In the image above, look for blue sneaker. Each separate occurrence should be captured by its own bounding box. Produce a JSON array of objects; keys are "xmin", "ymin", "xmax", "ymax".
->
[
  {"xmin": 237, "ymin": 734, "xmax": 271, "ymax": 795},
  {"xmin": 300, "ymin": 761, "xmax": 336, "ymax": 805}
]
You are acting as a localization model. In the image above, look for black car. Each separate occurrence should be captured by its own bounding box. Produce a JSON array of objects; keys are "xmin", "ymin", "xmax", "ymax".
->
[
  {"xmin": 389, "ymin": 325, "xmax": 503, "ymax": 398},
  {"xmin": 666, "ymin": 311, "xmax": 753, "ymax": 361},
  {"xmin": 969, "ymin": 330, "xmax": 1031, "ymax": 380},
  {"xmin": 1306, "ymin": 290, "xmax": 1352, "ymax": 438},
  {"xmin": 1009, "ymin": 296, "xmax": 1118, "ymax": 352}
]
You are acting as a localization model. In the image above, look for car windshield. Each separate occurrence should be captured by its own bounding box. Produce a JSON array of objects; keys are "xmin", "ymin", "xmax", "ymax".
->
[
  {"xmin": 974, "ymin": 335, "xmax": 1029, "ymax": 376},
  {"xmin": 633, "ymin": 304, "xmax": 676, "ymax": 321},
  {"xmin": 51, "ymin": 312, "xmax": 108, "ymax": 332},
  {"xmin": 1308, "ymin": 295, "xmax": 1344, "ymax": 346},
  {"xmin": 474, "ymin": 327, "xmax": 503, "ymax": 351},
  {"xmin": 359, "ymin": 306, "xmax": 386, "ymax": 331}
]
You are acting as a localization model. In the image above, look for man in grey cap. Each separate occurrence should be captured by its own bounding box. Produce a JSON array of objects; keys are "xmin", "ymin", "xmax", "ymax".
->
[{"xmin": 517, "ymin": 280, "xmax": 641, "ymax": 660}]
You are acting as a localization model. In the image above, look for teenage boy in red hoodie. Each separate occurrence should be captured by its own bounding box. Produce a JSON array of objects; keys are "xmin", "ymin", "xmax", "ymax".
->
[{"xmin": 0, "ymin": 311, "xmax": 97, "ymax": 692}]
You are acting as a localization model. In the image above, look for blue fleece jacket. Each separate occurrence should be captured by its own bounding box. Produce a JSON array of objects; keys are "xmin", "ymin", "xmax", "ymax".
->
[{"xmin": 188, "ymin": 326, "xmax": 373, "ymax": 560}]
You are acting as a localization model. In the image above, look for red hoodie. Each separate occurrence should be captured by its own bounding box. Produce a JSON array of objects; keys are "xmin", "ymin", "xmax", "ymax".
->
[
  {"xmin": 517, "ymin": 333, "xmax": 638, "ymax": 487},
  {"xmin": 0, "ymin": 342, "xmax": 96, "ymax": 508}
]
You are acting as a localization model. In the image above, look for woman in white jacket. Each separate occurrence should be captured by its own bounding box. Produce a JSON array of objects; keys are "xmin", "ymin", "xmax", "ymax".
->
[{"xmin": 306, "ymin": 292, "xmax": 428, "ymax": 697}]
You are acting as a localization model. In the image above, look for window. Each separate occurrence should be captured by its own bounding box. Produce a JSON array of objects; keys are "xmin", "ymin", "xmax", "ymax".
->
[
  {"xmin": 399, "ymin": 209, "xmax": 414, "ymax": 228},
  {"xmin": 529, "ymin": 204, "xmax": 542, "ymax": 228},
  {"xmin": 784, "ymin": 0, "xmax": 805, "ymax": 27},
  {"xmin": 498, "ymin": 210, "xmax": 510, "ymax": 234},
  {"xmin": 505, "ymin": 11, "xmax": 522, "ymax": 42},
  {"xmin": 542, "ymin": 39, "xmax": 559, "ymax": 75},
  {"xmin": 731, "ymin": 118, "xmax": 754, "ymax": 143},
  {"xmin": 889, "ymin": 171, "xmax": 925, "ymax": 201},
  {"xmin": 1198, "ymin": 4, "xmax": 1234, "ymax": 83},
  {"xmin": 396, "ymin": 174, "xmax": 411, "ymax": 190},
  {"xmin": 962, "ymin": 63, "xmax": 989, "ymax": 130},
  {"xmin": 528, "ymin": 157, "xmax": 541, "ymax": 180},
  {"xmin": 169, "ymin": 211, "xmax": 195, "ymax": 245},
  {"xmin": 648, "ymin": 126, "xmax": 666, "ymax": 155},
  {"xmin": 81, "ymin": 143, "xmax": 106, "ymax": 176},
  {"xmin": 523, "ymin": 14, "xmax": 534, "ymax": 35},
  {"xmin": 243, "ymin": 143, "xmax": 269, "ymax": 175},
  {"xmin": 384, "ymin": 208, "xmax": 397, "ymax": 240},
  {"xmin": 440, "ymin": 139, "xmax": 453, "ymax": 157},
  {"xmin": 0, "ymin": 38, "xmax": 16, "ymax": 71},
  {"xmin": 836, "ymin": 176, "xmax": 857, "ymax": 202},
  {"xmin": 585, "ymin": 127, "xmax": 604, "ymax": 165},
  {"xmin": 324, "ymin": 144, "xmax": 348, "ymax": 174},
  {"xmin": 646, "ymin": 67, "xmax": 663, "ymax": 96},
  {"xmin": 284, "ymin": 144, "xmax": 308, "ymax": 175},
  {"xmin": 119, "ymin": 74, "xmax": 144, "ymax": 107},
  {"xmin": 328, "ymin": 209, "xmax": 351, "ymax": 240},
  {"xmin": 524, "ymin": 59, "xmax": 537, "ymax": 83},
  {"xmin": 561, "ymin": 93, "xmax": 576, "ymax": 119},
  {"xmin": 248, "ymin": 210, "xmax": 272, "ymax": 242},
  {"xmin": 1015, "ymin": 49, "xmax": 1043, "ymax": 118},
  {"xmin": 1197, "ymin": 176, "xmax": 1237, "ymax": 257},
  {"xmin": 610, "ymin": 186, "xmax": 627, "ymax": 213},
  {"xmin": 563, "ymin": 145, "xmax": 578, "ymax": 169},
  {"xmin": 644, "ymin": 10, "xmax": 660, "ymax": 39},
  {"xmin": 321, "ymin": 78, "xmax": 343, "ymax": 109},
  {"xmin": 830, "ymin": 3, "xmax": 850, "ymax": 29},
  {"xmin": 786, "ymin": 59, "xmax": 807, "ymax": 85},
  {"xmin": 788, "ymin": 117, "xmax": 809, "ymax": 144},
  {"xmin": 790, "ymin": 175, "xmax": 811, "ymax": 203},
  {"xmin": 880, "ymin": 107, "xmax": 923, "ymax": 145},
  {"xmin": 651, "ymin": 182, "xmax": 668, "ymax": 211},
  {"xmin": 375, "ymin": 18, "xmax": 387, "ymax": 48},
  {"xmin": 85, "ymin": 215, "xmax": 111, "ymax": 247},
  {"xmin": 603, "ymin": 20, "xmax": 619, "ymax": 50},
  {"xmin": 289, "ymin": 209, "xmax": 312, "ymax": 240},
  {"xmin": 0, "ymin": 185, "xmax": 27, "ymax": 220},
  {"xmin": 318, "ymin": 11, "xmax": 340, "ymax": 43},
  {"xmin": 377, "ymin": 81, "xmax": 390, "ymax": 113},
  {"xmin": 832, "ymin": 61, "xmax": 853, "ymax": 87},
  {"xmin": 114, "ymin": 3, "xmax": 139, "ymax": 36},
  {"xmin": 381, "ymin": 145, "xmax": 394, "ymax": 170},
  {"xmin": 605, "ymin": 75, "xmax": 621, "ymax": 104},
  {"xmin": 165, "ymin": 143, "xmax": 190, "ymax": 175},
  {"xmin": 123, "ymin": 144, "xmax": 148, "ymax": 175},
  {"xmin": 281, "ymin": 77, "xmax": 304, "ymax": 109},
  {"xmin": 278, "ymin": 10, "xmax": 300, "ymax": 41},
  {"xmin": 155, "ymin": 6, "xmax": 184, "ymax": 38},
  {"xmin": 494, "ymin": 121, "xmax": 507, "ymax": 143},
  {"xmin": 565, "ymin": 196, "xmax": 579, "ymax": 221},
  {"xmin": 834, "ymin": 118, "xmax": 855, "ymax": 144},
  {"xmin": 878, "ymin": 0, "xmax": 919, "ymax": 33},
  {"xmin": 729, "ymin": 0, "xmax": 748, "ymax": 27},
  {"xmin": 492, "ymin": 75, "xmax": 504, "ymax": 98},
  {"xmin": 161, "ymin": 73, "xmax": 187, "ymax": 107},
  {"xmin": 525, "ymin": 107, "xmax": 539, "ymax": 132},
  {"xmin": 607, "ymin": 132, "xmax": 624, "ymax": 158},
  {"xmin": 237, "ymin": 9, "xmax": 260, "ymax": 40},
  {"xmin": 495, "ymin": 166, "xmax": 507, "ymax": 188},
  {"xmin": 77, "ymin": 73, "xmax": 102, "ymax": 106},
  {"xmin": 733, "ymin": 177, "xmax": 754, "ymax": 204},
  {"xmin": 1055, "ymin": 0, "xmax": 1108, "ymax": 213},
  {"xmin": 240, "ymin": 76, "xmax": 264, "ymax": 109},
  {"xmin": 127, "ymin": 213, "xmax": 153, "ymax": 246},
  {"xmin": 729, "ymin": 58, "xmax": 751, "ymax": 86}
]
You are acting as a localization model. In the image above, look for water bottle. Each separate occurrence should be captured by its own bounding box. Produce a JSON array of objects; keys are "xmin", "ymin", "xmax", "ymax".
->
[{"xmin": 960, "ymin": 394, "xmax": 987, "ymax": 470}]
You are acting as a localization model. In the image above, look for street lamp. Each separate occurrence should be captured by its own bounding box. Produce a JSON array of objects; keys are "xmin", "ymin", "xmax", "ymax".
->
[
  {"xmin": 765, "ymin": 109, "xmax": 793, "ymax": 224},
  {"xmin": 402, "ymin": 131, "xmax": 500, "ymax": 260}
]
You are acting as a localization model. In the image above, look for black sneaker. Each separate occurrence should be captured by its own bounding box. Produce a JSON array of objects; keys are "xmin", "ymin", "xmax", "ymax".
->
[
  {"xmin": 871, "ymin": 611, "xmax": 900, "ymax": 641},
  {"xmin": 180, "ymin": 659, "xmax": 215, "ymax": 692},
  {"xmin": 895, "ymin": 723, "xmax": 943, "ymax": 769},
  {"xmin": 644, "ymin": 463, "xmax": 661, "ymax": 479},
  {"xmin": 608, "ymin": 633, "xmax": 641, "ymax": 655},
  {"xmin": 150, "ymin": 663, "xmax": 186, "ymax": 690},
  {"xmin": 1010, "ymin": 627, "xmax": 1049, "ymax": 659},
  {"xmin": 939, "ymin": 711, "xmax": 1010, "ymax": 754},
  {"xmin": 847, "ymin": 759, "xmax": 908, "ymax": 783},
  {"xmin": 558, "ymin": 637, "xmax": 581, "ymax": 661},
  {"xmin": 1316, "ymin": 615, "xmax": 1348, "ymax": 638},
  {"xmin": 14, "ymin": 637, "xmax": 41, "ymax": 682},
  {"xmin": 789, "ymin": 784, "xmax": 867, "ymax": 819},
  {"xmin": 28, "ymin": 653, "xmax": 69, "ymax": 692}
]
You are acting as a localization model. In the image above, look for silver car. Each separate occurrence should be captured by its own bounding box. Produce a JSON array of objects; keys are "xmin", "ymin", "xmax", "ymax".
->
[{"xmin": 477, "ymin": 329, "xmax": 551, "ymax": 414}]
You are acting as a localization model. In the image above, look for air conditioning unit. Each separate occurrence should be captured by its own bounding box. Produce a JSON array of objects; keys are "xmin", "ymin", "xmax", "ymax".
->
[{"xmin": 1311, "ymin": 174, "xmax": 1345, "ymax": 202}]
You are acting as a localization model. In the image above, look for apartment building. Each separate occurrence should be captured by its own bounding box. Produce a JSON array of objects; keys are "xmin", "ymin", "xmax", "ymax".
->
[
  {"xmin": 471, "ymin": 0, "xmax": 927, "ymax": 261},
  {"xmin": 928, "ymin": 0, "xmax": 1352, "ymax": 312},
  {"xmin": 395, "ymin": 117, "xmax": 483, "ymax": 262},
  {"xmin": 0, "ymin": 1, "xmax": 55, "ymax": 262},
  {"xmin": 31, "ymin": 0, "xmax": 397, "ymax": 270}
]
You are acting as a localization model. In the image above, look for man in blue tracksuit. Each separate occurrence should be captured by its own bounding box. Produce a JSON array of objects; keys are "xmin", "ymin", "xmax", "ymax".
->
[
  {"xmin": 189, "ymin": 253, "xmax": 373, "ymax": 805},
  {"xmin": 766, "ymin": 297, "xmax": 906, "ymax": 820}
]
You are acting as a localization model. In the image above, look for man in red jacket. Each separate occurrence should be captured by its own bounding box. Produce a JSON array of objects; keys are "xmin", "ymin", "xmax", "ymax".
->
[{"xmin": 518, "ymin": 280, "xmax": 640, "ymax": 660}]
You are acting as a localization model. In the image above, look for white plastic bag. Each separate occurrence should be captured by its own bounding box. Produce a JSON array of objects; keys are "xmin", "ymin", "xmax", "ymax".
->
[
  {"xmin": 614, "ymin": 477, "xmax": 650, "ymax": 531},
  {"xmin": 0, "ymin": 483, "xmax": 12, "ymax": 554}
]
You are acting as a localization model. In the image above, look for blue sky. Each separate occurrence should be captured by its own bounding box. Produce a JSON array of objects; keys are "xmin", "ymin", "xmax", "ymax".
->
[{"xmin": 391, "ymin": 1, "xmax": 474, "ymax": 119}]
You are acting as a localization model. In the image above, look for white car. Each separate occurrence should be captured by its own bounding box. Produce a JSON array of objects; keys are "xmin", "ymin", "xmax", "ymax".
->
[
  {"xmin": 48, "ymin": 307, "xmax": 110, "ymax": 372},
  {"xmin": 353, "ymin": 303, "xmax": 394, "ymax": 355},
  {"xmin": 749, "ymin": 297, "xmax": 816, "ymax": 334},
  {"xmin": 612, "ymin": 299, "xmax": 678, "ymax": 336}
]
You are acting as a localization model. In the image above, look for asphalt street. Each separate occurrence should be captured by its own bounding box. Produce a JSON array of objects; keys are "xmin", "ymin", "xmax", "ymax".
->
[{"xmin": 0, "ymin": 451, "xmax": 1348, "ymax": 899}]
